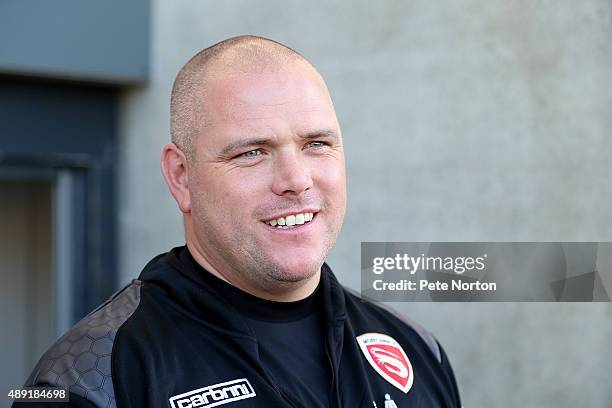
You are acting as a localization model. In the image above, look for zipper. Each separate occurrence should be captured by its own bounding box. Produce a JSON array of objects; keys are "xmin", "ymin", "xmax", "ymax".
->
[
  {"xmin": 325, "ymin": 338, "xmax": 340, "ymax": 408},
  {"xmin": 240, "ymin": 337, "xmax": 300, "ymax": 408},
  {"xmin": 260, "ymin": 367, "xmax": 300, "ymax": 408}
]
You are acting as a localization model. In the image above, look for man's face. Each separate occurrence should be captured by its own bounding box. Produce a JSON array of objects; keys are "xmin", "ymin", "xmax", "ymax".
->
[{"xmin": 187, "ymin": 62, "xmax": 346, "ymax": 291}]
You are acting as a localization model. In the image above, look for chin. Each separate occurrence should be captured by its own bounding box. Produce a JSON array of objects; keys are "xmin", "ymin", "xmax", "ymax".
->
[{"xmin": 268, "ymin": 256, "xmax": 323, "ymax": 283}]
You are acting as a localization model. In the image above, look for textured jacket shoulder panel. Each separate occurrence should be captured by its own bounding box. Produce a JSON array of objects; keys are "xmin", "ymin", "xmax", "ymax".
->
[{"xmin": 24, "ymin": 281, "xmax": 143, "ymax": 408}]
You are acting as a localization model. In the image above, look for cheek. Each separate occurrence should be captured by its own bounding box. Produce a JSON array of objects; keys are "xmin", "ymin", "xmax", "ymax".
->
[
  {"xmin": 204, "ymin": 171, "xmax": 266, "ymax": 213},
  {"xmin": 313, "ymin": 158, "xmax": 346, "ymax": 204}
]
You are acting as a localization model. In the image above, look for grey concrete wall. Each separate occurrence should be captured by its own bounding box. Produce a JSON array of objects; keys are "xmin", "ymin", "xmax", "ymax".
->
[{"xmin": 118, "ymin": 1, "xmax": 612, "ymax": 406}]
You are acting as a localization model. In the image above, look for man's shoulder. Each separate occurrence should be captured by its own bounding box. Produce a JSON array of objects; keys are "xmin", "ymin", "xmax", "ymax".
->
[
  {"xmin": 341, "ymin": 287, "xmax": 442, "ymax": 364},
  {"xmin": 24, "ymin": 281, "xmax": 144, "ymax": 408}
]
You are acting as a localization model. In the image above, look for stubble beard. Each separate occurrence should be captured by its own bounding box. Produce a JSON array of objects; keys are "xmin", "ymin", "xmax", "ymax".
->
[{"xmin": 193, "ymin": 202, "xmax": 340, "ymax": 294}]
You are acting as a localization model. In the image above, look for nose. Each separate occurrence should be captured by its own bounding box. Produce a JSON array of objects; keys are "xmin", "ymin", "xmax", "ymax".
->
[{"xmin": 271, "ymin": 150, "xmax": 313, "ymax": 197}]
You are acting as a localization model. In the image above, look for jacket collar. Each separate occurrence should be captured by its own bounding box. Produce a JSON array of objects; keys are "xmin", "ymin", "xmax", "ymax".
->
[{"xmin": 138, "ymin": 246, "xmax": 347, "ymax": 343}]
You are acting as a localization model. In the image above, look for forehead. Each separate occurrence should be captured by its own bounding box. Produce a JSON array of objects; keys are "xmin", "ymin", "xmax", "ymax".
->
[{"xmin": 200, "ymin": 64, "xmax": 338, "ymax": 141}]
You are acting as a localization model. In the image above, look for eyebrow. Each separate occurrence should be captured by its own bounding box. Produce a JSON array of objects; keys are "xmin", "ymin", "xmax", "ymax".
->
[
  {"xmin": 301, "ymin": 129, "xmax": 339, "ymax": 141},
  {"xmin": 219, "ymin": 129, "xmax": 339, "ymax": 157}
]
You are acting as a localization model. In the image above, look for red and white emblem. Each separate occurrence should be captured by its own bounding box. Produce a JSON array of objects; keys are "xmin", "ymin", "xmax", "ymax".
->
[{"xmin": 357, "ymin": 333, "xmax": 414, "ymax": 393}]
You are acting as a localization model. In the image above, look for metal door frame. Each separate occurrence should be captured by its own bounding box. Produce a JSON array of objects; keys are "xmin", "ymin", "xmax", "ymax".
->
[{"xmin": 0, "ymin": 78, "xmax": 117, "ymax": 329}]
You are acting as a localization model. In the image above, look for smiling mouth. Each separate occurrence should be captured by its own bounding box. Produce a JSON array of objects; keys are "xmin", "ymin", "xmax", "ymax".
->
[{"xmin": 263, "ymin": 212, "xmax": 317, "ymax": 229}]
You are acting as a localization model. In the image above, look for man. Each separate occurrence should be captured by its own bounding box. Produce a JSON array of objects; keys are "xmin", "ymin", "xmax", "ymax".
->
[{"xmin": 16, "ymin": 36, "xmax": 461, "ymax": 407}]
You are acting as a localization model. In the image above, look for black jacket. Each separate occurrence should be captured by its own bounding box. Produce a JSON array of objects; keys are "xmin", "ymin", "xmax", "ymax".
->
[{"xmin": 16, "ymin": 247, "xmax": 461, "ymax": 408}]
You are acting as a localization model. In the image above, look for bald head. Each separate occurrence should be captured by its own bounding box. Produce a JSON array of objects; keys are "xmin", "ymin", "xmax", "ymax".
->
[{"xmin": 170, "ymin": 35, "xmax": 316, "ymax": 161}]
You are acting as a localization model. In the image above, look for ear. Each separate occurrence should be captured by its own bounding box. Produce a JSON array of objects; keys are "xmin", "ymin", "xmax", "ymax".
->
[{"xmin": 161, "ymin": 143, "xmax": 191, "ymax": 213}]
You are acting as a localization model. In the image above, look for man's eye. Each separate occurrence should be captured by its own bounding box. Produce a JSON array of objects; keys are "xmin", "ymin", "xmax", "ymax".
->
[
  {"xmin": 306, "ymin": 141, "xmax": 326, "ymax": 149},
  {"xmin": 240, "ymin": 149, "xmax": 261, "ymax": 158}
]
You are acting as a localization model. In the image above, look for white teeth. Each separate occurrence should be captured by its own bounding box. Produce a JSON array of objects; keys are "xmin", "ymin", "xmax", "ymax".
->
[{"xmin": 265, "ymin": 212, "xmax": 316, "ymax": 228}]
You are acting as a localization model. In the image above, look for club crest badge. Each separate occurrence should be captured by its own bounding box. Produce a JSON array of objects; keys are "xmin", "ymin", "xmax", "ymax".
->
[{"xmin": 357, "ymin": 333, "xmax": 414, "ymax": 393}]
